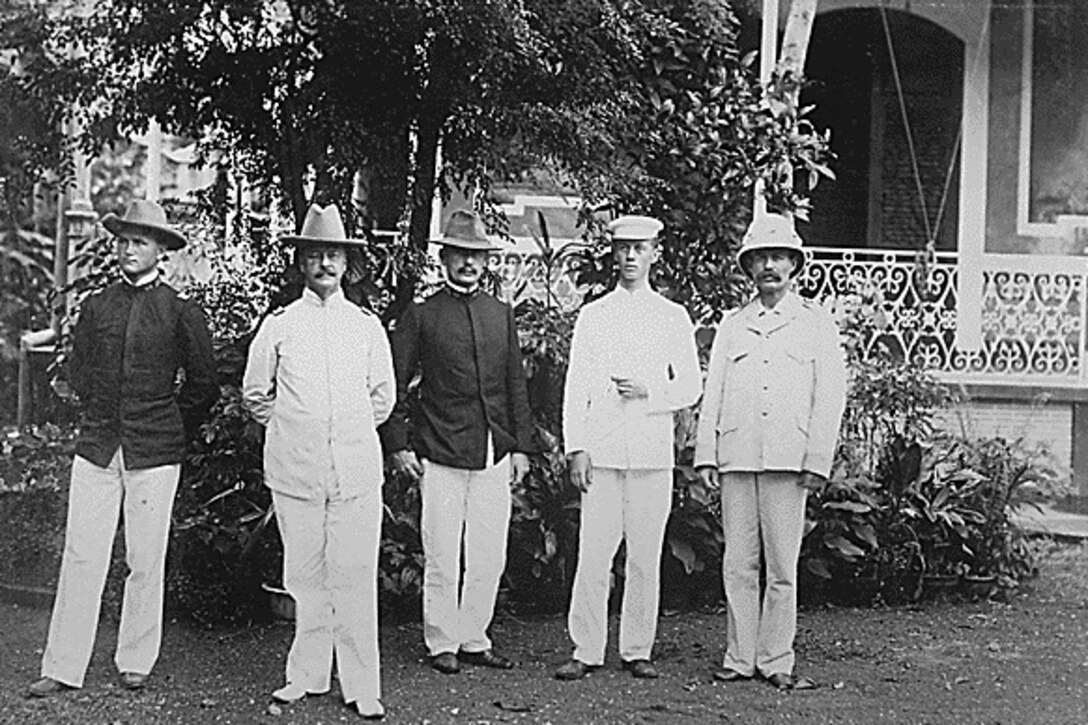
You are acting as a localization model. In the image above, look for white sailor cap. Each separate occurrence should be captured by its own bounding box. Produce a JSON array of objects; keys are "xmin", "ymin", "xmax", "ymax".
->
[{"xmin": 608, "ymin": 215, "xmax": 664, "ymax": 242}]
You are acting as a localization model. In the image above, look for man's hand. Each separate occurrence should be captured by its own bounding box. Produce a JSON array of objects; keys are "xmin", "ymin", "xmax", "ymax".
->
[
  {"xmin": 697, "ymin": 465, "xmax": 719, "ymax": 490},
  {"xmin": 568, "ymin": 450, "xmax": 593, "ymax": 493},
  {"xmin": 799, "ymin": 471, "xmax": 827, "ymax": 493},
  {"xmin": 611, "ymin": 376, "xmax": 649, "ymax": 400},
  {"xmin": 510, "ymin": 452, "xmax": 530, "ymax": 486},
  {"xmin": 390, "ymin": 449, "xmax": 424, "ymax": 482}
]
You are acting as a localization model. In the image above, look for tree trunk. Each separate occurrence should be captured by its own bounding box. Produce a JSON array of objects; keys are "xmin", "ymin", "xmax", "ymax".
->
[
  {"xmin": 778, "ymin": 0, "xmax": 817, "ymax": 80},
  {"xmin": 363, "ymin": 131, "xmax": 411, "ymax": 232},
  {"xmin": 408, "ymin": 114, "xmax": 443, "ymax": 251}
]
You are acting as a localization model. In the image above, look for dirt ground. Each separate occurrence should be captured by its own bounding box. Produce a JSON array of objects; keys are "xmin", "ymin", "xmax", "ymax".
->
[{"xmin": 2, "ymin": 542, "xmax": 1087, "ymax": 725}]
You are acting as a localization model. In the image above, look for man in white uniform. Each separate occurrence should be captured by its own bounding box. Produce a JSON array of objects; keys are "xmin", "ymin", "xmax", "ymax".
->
[
  {"xmin": 695, "ymin": 213, "xmax": 847, "ymax": 691},
  {"xmin": 243, "ymin": 204, "xmax": 395, "ymax": 719},
  {"xmin": 555, "ymin": 215, "xmax": 701, "ymax": 681}
]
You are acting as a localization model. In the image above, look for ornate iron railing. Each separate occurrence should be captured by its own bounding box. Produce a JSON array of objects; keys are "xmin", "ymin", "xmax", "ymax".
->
[
  {"xmin": 799, "ymin": 247, "xmax": 1088, "ymax": 387},
  {"xmin": 493, "ymin": 244, "xmax": 585, "ymax": 312},
  {"xmin": 496, "ymin": 242, "xmax": 1088, "ymax": 388}
]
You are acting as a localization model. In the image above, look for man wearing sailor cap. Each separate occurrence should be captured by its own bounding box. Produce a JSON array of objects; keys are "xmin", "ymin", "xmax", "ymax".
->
[
  {"xmin": 28, "ymin": 199, "xmax": 218, "ymax": 698},
  {"xmin": 695, "ymin": 212, "xmax": 847, "ymax": 691},
  {"xmin": 242, "ymin": 203, "xmax": 394, "ymax": 719},
  {"xmin": 555, "ymin": 214, "xmax": 701, "ymax": 681},
  {"xmin": 379, "ymin": 209, "xmax": 534, "ymax": 675}
]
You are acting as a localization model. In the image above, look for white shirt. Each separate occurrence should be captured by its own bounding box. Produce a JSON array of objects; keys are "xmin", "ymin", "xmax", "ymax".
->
[
  {"xmin": 563, "ymin": 286, "xmax": 701, "ymax": 470},
  {"xmin": 242, "ymin": 288, "xmax": 395, "ymax": 500}
]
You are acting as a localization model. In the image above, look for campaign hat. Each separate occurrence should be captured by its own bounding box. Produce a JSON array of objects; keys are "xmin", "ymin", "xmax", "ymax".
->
[
  {"xmin": 434, "ymin": 209, "xmax": 501, "ymax": 251},
  {"xmin": 101, "ymin": 199, "xmax": 187, "ymax": 251},
  {"xmin": 281, "ymin": 204, "xmax": 367, "ymax": 247}
]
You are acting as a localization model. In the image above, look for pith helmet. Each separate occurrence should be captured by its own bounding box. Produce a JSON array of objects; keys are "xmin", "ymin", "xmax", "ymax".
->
[{"xmin": 737, "ymin": 213, "xmax": 805, "ymax": 278}]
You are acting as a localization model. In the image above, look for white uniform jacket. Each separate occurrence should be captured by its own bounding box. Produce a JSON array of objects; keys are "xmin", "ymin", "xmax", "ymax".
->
[
  {"xmin": 694, "ymin": 291, "xmax": 847, "ymax": 479},
  {"xmin": 242, "ymin": 288, "xmax": 396, "ymax": 500},
  {"xmin": 563, "ymin": 287, "xmax": 701, "ymax": 470}
]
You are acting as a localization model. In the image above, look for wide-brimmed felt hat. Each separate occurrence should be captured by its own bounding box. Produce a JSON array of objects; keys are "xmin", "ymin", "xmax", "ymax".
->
[
  {"xmin": 281, "ymin": 204, "xmax": 367, "ymax": 247},
  {"xmin": 101, "ymin": 199, "xmax": 187, "ymax": 251},
  {"xmin": 608, "ymin": 215, "xmax": 664, "ymax": 241},
  {"xmin": 737, "ymin": 213, "xmax": 806, "ymax": 278},
  {"xmin": 433, "ymin": 209, "xmax": 500, "ymax": 251}
]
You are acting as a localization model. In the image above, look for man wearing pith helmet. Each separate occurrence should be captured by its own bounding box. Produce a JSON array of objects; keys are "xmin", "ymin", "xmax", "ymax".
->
[
  {"xmin": 695, "ymin": 212, "xmax": 847, "ymax": 691},
  {"xmin": 28, "ymin": 199, "xmax": 218, "ymax": 698},
  {"xmin": 556, "ymin": 214, "xmax": 701, "ymax": 681},
  {"xmin": 379, "ymin": 209, "xmax": 534, "ymax": 675},
  {"xmin": 242, "ymin": 203, "xmax": 394, "ymax": 719}
]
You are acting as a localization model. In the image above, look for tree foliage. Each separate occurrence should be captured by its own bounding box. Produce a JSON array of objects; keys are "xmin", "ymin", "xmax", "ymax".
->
[{"xmin": 26, "ymin": 2, "xmax": 828, "ymax": 279}]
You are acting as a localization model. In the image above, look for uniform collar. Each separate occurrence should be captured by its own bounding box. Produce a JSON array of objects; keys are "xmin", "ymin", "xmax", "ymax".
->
[
  {"xmin": 756, "ymin": 290, "xmax": 801, "ymax": 317},
  {"xmin": 610, "ymin": 284, "xmax": 655, "ymax": 303},
  {"xmin": 302, "ymin": 286, "xmax": 347, "ymax": 307},
  {"xmin": 122, "ymin": 269, "xmax": 160, "ymax": 289},
  {"xmin": 746, "ymin": 290, "xmax": 801, "ymax": 331},
  {"xmin": 445, "ymin": 280, "xmax": 481, "ymax": 299}
]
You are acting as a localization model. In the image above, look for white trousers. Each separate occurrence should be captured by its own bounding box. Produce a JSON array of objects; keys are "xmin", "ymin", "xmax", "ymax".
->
[
  {"xmin": 273, "ymin": 482, "xmax": 382, "ymax": 705},
  {"xmin": 41, "ymin": 450, "xmax": 179, "ymax": 687},
  {"xmin": 419, "ymin": 456, "xmax": 510, "ymax": 656},
  {"xmin": 720, "ymin": 470, "xmax": 807, "ymax": 677},
  {"xmin": 567, "ymin": 468, "xmax": 672, "ymax": 665}
]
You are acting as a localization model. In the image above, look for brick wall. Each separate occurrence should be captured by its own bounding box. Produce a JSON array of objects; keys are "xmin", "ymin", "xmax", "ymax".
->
[{"xmin": 934, "ymin": 401, "xmax": 1072, "ymax": 480}]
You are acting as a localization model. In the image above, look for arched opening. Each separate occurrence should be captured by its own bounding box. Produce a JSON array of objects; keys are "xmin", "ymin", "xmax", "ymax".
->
[{"xmin": 801, "ymin": 8, "xmax": 964, "ymax": 252}]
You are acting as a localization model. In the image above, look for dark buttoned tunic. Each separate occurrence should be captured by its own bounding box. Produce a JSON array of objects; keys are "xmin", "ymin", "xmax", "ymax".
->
[
  {"xmin": 379, "ymin": 286, "xmax": 534, "ymax": 470},
  {"xmin": 69, "ymin": 278, "xmax": 218, "ymax": 470}
]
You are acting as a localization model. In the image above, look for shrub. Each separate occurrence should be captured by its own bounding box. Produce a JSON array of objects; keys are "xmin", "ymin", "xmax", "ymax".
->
[
  {"xmin": 0, "ymin": 423, "xmax": 128, "ymax": 614},
  {"xmin": 0, "ymin": 425, "xmax": 76, "ymax": 591},
  {"xmin": 800, "ymin": 354, "xmax": 1066, "ymax": 604}
]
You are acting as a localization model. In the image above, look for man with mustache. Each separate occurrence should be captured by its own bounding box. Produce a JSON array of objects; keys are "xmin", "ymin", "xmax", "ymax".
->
[
  {"xmin": 380, "ymin": 209, "xmax": 534, "ymax": 675},
  {"xmin": 28, "ymin": 200, "xmax": 217, "ymax": 697},
  {"xmin": 243, "ymin": 204, "xmax": 394, "ymax": 719},
  {"xmin": 555, "ymin": 215, "xmax": 701, "ymax": 681},
  {"xmin": 695, "ymin": 213, "xmax": 847, "ymax": 691}
]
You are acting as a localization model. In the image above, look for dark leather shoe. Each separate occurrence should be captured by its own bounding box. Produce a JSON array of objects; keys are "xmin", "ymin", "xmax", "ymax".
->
[
  {"xmin": 458, "ymin": 649, "xmax": 514, "ymax": 669},
  {"xmin": 712, "ymin": 667, "xmax": 752, "ymax": 683},
  {"xmin": 622, "ymin": 659, "xmax": 659, "ymax": 679},
  {"xmin": 431, "ymin": 652, "xmax": 460, "ymax": 674},
  {"xmin": 120, "ymin": 672, "xmax": 149, "ymax": 690},
  {"xmin": 765, "ymin": 672, "xmax": 817, "ymax": 691},
  {"xmin": 26, "ymin": 677, "xmax": 75, "ymax": 698},
  {"xmin": 554, "ymin": 659, "xmax": 597, "ymax": 681}
]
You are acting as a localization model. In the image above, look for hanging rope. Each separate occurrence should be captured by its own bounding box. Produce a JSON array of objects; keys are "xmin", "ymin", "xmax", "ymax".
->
[
  {"xmin": 879, "ymin": 2, "xmax": 932, "ymax": 244},
  {"xmin": 877, "ymin": 1, "xmax": 992, "ymax": 248}
]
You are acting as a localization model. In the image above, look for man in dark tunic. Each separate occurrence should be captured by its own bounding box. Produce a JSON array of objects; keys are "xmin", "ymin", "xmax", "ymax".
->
[
  {"xmin": 27, "ymin": 199, "xmax": 217, "ymax": 697},
  {"xmin": 380, "ymin": 209, "xmax": 534, "ymax": 675}
]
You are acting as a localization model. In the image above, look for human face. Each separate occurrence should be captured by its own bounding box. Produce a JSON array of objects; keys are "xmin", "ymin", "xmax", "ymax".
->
[
  {"xmin": 116, "ymin": 233, "xmax": 164, "ymax": 280},
  {"xmin": 440, "ymin": 245, "xmax": 489, "ymax": 289},
  {"xmin": 747, "ymin": 248, "xmax": 798, "ymax": 300},
  {"xmin": 613, "ymin": 238, "xmax": 659, "ymax": 288},
  {"xmin": 298, "ymin": 244, "xmax": 347, "ymax": 299}
]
